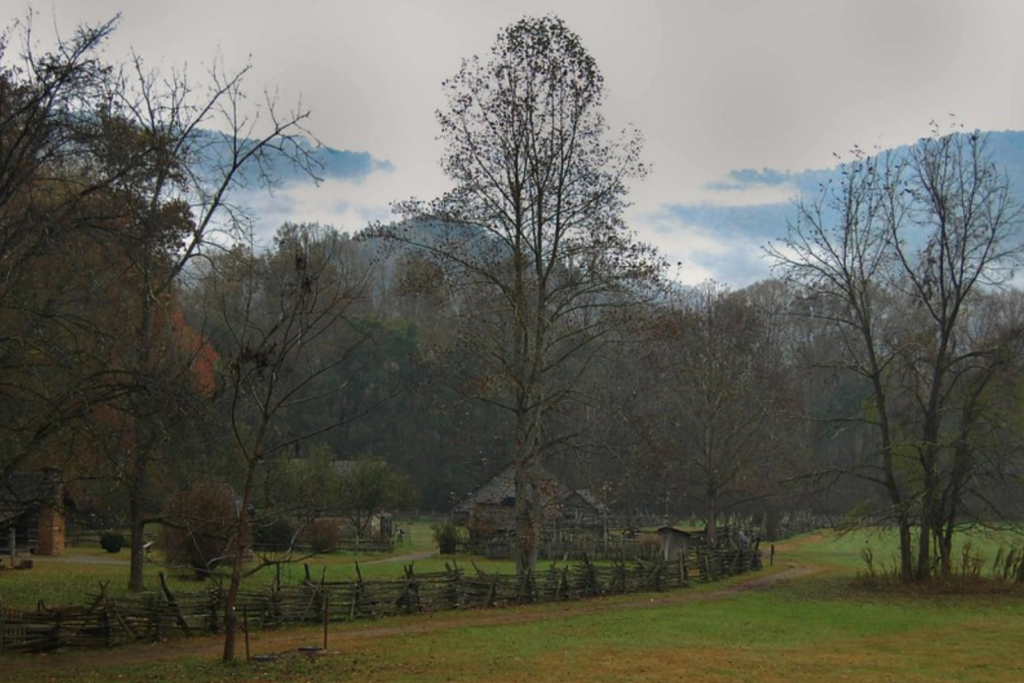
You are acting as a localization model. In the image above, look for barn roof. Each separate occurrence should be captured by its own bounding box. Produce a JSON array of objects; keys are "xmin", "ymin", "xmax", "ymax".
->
[
  {"xmin": 453, "ymin": 464, "xmax": 567, "ymax": 513},
  {"xmin": 453, "ymin": 466, "xmax": 614, "ymax": 519},
  {"xmin": 559, "ymin": 488, "xmax": 611, "ymax": 515}
]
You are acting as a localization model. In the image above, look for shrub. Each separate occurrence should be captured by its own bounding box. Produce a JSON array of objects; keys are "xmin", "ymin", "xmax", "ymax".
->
[
  {"xmin": 303, "ymin": 518, "xmax": 342, "ymax": 554},
  {"xmin": 432, "ymin": 523, "xmax": 468, "ymax": 554},
  {"xmin": 255, "ymin": 515, "xmax": 297, "ymax": 552},
  {"xmin": 99, "ymin": 532, "xmax": 125, "ymax": 553},
  {"xmin": 162, "ymin": 480, "xmax": 240, "ymax": 577}
]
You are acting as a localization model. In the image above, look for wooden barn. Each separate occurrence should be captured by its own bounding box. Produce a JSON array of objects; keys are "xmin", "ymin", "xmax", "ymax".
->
[{"xmin": 452, "ymin": 465, "xmax": 610, "ymax": 555}]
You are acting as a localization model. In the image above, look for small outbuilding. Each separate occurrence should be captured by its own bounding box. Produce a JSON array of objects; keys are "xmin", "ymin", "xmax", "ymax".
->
[{"xmin": 657, "ymin": 526, "xmax": 696, "ymax": 561}]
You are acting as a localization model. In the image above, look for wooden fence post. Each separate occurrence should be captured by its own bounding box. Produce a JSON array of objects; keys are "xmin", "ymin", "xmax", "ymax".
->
[
  {"xmin": 486, "ymin": 574, "xmax": 499, "ymax": 608},
  {"xmin": 323, "ymin": 596, "xmax": 329, "ymax": 650},
  {"xmin": 243, "ymin": 606, "xmax": 250, "ymax": 663},
  {"xmin": 158, "ymin": 571, "xmax": 191, "ymax": 637}
]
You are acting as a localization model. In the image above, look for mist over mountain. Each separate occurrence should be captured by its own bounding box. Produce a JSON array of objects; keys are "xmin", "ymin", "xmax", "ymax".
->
[
  {"xmin": 666, "ymin": 130, "xmax": 1024, "ymax": 287},
  {"xmin": 223, "ymin": 130, "xmax": 1024, "ymax": 287},
  {"xmin": 193, "ymin": 130, "xmax": 393, "ymax": 185},
  {"xmin": 196, "ymin": 132, "xmax": 394, "ymax": 241}
]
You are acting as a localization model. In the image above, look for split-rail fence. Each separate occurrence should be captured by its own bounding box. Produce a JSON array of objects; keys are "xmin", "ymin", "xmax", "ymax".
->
[{"xmin": 0, "ymin": 545, "xmax": 761, "ymax": 654}]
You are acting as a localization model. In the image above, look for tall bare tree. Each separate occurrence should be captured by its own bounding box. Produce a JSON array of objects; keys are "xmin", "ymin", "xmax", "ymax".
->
[
  {"xmin": 375, "ymin": 16, "xmax": 662, "ymax": 573},
  {"xmin": 0, "ymin": 17, "xmax": 124, "ymax": 482},
  {"xmin": 102, "ymin": 47, "xmax": 316, "ymax": 592},
  {"xmin": 0, "ymin": 12, "xmax": 318, "ymax": 591}
]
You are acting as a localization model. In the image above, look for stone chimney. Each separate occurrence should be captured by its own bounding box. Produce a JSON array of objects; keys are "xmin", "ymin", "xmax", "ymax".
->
[{"xmin": 34, "ymin": 468, "xmax": 66, "ymax": 556}]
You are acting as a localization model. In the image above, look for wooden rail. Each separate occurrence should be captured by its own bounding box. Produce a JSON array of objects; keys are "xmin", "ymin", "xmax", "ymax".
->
[{"xmin": 0, "ymin": 548, "xmax": 762, "ymax": 654}]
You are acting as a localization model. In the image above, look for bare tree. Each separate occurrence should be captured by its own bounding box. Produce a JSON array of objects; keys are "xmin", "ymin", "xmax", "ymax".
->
[
  {"xmin": 768, "ymin": 129, "xmax": 1024, "ymax": 581},
  {"xmin": 203, "ymin": 224, "xmax": 375, "ymax": 662},
  {"xmin": 101, "ymin": 46, "xmax": 317, "ymax": 592},
  {"xmin": 374, "ymin": 16, "xmax": 663, "ymax": 573},
  {"xmin": 646, "ymin": 282, "xmax": 785, "ymax": 543},
  {"xmin": 0, "ymin": 16, "xmax": 125, "ymax": 481}
]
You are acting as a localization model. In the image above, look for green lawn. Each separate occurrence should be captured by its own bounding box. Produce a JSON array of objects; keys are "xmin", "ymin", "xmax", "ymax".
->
[{"xmin": 782, "ymin": 526, "xmax": 1024, "ymax": 576}]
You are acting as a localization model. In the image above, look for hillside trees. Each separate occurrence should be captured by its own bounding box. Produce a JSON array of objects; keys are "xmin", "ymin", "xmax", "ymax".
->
[
  {"xmin": 768, "ymin": 130, "xmax": 1024, "ymax": 581},
  {"xmin": 643, "ymin": 283, "xmax": 796, "ymax": 543},
  {"xmin": 374, "ymin": 16, "xmax": 663, "ymax": 573}
]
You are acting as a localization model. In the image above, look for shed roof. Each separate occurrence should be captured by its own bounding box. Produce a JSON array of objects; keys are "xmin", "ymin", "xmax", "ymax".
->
[{"xmin": 559, "ymin": 488, "xmax": 611, "ymax": 515}]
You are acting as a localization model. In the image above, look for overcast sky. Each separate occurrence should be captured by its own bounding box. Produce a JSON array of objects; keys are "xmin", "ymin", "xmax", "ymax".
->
[{"xmin": 8, "ymin": 1, "xmax": 1024, "ymax": 285}]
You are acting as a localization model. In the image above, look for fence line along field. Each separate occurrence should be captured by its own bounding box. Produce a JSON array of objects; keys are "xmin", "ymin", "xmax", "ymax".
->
[{"xmin": 0, "ymin": 544, "xmax": 760, "ymax": 654}]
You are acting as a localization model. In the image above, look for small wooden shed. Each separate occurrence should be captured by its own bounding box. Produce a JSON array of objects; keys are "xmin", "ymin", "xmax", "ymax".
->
[{"xmin": 657, "ymin": 526, "xmax": 695, "ymax": 561}]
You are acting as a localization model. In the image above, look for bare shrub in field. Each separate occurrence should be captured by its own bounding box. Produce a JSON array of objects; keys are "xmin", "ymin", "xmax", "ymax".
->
[
  {"xmin": 992, "ymin": 545, "xmax": 1024, "ymax": 582},
  {"xmin": 432, "ymin": 522, "xmax": 468, "ymax": 554},
  {"xmin": 860, "ymin": 546, "xmax": 876, "ymax": 578},
  {"xmin": 302, "ymin": 518, "xmax": 343, "ymax": 554},
  {"xmin": 163, "ymin": 481, "xmax": 240, "ymax": 576}
]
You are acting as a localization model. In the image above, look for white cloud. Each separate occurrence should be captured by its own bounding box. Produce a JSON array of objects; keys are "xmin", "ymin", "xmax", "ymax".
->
[
  {"xmin": 688, "ymin": 183, "xmax": 800, "ymax": 209},
  {"xmin": 10, "ymin": 0, "xmax": 1024, "ymax": 286}
]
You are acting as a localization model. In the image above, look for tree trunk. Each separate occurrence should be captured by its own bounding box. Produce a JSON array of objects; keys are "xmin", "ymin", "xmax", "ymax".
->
[
  {"xmin": 128, "ymin": 268, "xmax": 155, "ymax": 593},
  {"xmin": 128, "ymin": 488, "xmax": 147, "ymax": 592},
  {"xmin": 916, "ymin": 446, "xmax": 939, "ymax": 582},
  {"xmin": 514, "ymin": 455, "xmax": 539, "ymax": 575},
  {"xmin": 706, "ymin": 493, "xmax": 718, "ymax": 547},
  {"xmin": 898, "ymin": 518, "xmax": 914, "ymax": 583},
  {"xmin": 222, "ymin": 449, "xmax": 258, "ymax": 663}
]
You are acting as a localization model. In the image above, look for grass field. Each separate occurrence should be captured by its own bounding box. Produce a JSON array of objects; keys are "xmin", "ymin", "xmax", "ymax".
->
[
  {"xmin": 0, "ymin": 520, "xmax": 462, "ymax": 609},
  {"xmin": 3, "ymin": 528, "xmax": 1024, "ymax": 682}
]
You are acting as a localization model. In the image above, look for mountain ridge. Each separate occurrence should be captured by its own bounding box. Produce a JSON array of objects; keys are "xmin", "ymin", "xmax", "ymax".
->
[{"xmin": 667, "ymin": 129, "xmax": 1024, "ymax": 286}]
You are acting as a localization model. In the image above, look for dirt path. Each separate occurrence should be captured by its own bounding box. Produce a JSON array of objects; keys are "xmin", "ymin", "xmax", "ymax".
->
[
  {"xmin": 41, "ymin": 554, "xmax": 130, "ymax": 566},
  {"xmin": 2, "ymin": 561, "xmax": 818, "ymax": 674},
  {"xmin": 359, "ymin": 550, "xmax": 434, "ymax": 565}
]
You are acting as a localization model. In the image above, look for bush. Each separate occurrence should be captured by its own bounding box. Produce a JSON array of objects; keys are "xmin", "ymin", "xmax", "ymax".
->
[
  {"xmin": 255, "ymin": 515, "xmax": 296, "ymax": 552},
  {"xmin": 162, "ymin": 480, "xmax": 240, "ymax": 576},
  {"xmin": 303, "ymin": 518, "xmax": 342, "ymax": 554},
  {"xmin": 432, "ymin": 523, "xmax": 468, "ymax": 554},
  {"xmin": 99, "ymin": 532, "xmax": 125, "ymax": 553}
]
